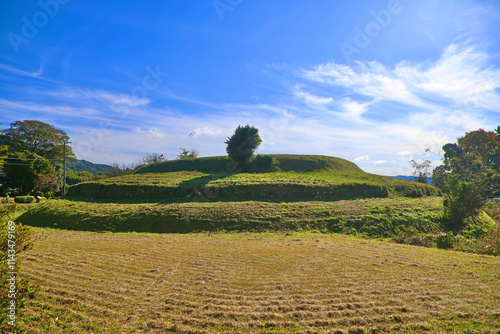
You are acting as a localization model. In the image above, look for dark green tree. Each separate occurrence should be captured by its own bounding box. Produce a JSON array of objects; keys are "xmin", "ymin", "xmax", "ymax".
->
[
  {"xmin": 2, "ymin": 152, "xmax": 56, "ymax": 195},
  {"xmin": 0, "ymin": 120, "xmax": 76, "ymax": 167},
  {"xmin": 443, "ymin": 174, "xmax": 486, "ymax": 232},
  {"xmin": 433, "ymin": 127, "xmax": 500, "ymax": 231},
  {"xmin": 225, "ymin": 125, "xmax": 262, "ymax": 170}
]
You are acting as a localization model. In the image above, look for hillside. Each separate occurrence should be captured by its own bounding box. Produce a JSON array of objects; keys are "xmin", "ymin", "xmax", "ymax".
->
[
  {"xmin": 68, "ymin": 159, "xmax": 113, "ymax": 173},
  {"xmin": 67, "ymin": 155, "xmax": 440, "ymax": 201},
  {"xmin": 134, "ymin": 154, "xmax": 363, "ymax": 174}
]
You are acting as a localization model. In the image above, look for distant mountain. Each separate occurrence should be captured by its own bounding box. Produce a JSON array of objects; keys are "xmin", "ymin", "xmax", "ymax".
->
[
  {"xmin": 391, "ymin": 175, "xmax": 414, "ymax": 182},
  {"xmin": 68, "ymin": 160, "xmax": 113, "ymax": 173},
  {"xmin": 390, "ymin": 175, "xmax": 433, "ymax": 184}
]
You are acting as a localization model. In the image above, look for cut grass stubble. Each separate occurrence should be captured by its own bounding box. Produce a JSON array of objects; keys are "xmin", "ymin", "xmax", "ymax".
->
[{"xmin": 18, "ymin": 230, "xmax": 500, "ymax": 333}]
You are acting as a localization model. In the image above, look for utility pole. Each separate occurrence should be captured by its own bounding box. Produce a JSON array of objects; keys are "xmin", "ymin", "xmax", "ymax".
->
[{"xmin": 63, "ymin": 140, "xmax": 66, "ymax": 195}]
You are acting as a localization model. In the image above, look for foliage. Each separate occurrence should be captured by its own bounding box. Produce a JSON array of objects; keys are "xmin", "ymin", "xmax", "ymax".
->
[
  {"xmin": 442, "ymin": 175, "xmax": 486, "ymax": 232},
  {"xmin": 66, "ymin": 171, "xmax": 107, "ymax": 185},
  {"xmin": 105, "ymin": 163, "xmax": 135, "ymax": 177},
  {"xmin": 67, "ymin": 159, "xmax": 112, "ymax": 173},
  {"xmin": 2, "ymin": 151, "xmax": 57, "ymax": 195},
  {"xmin": 0, "ymin": 120, "xmax": 76, "ymax": 167},
  {"xmin": 0, "ymin": 145, "xmax": 8, "ymax": 170},
  {"xmin": 225, "ymin": 125, "xmax": 262, "ymax": 169},
  {"xmin": 433, "ymin": 128, "xmax": 499, "ymax": 231},
  {"xmin": 177, "ymin": 148, "xmax": 199, "ymax": 160},
  {"xmin": 139, "ymin": 152, "xmax": 166, "ymax": 165},
  {"xmin": 433, "ymin": 128, "xmax": 500, "ymax": 197},
  {"xmin": 14, "ymin": 196, "xmax": 35, "ymax": 204},
  {"xmin": 409, "ymin": 158, "xmax": 432, "ymax": 183},
  {"xmin": 0, "ymin": 204, "xmax": 38, "ymax": 330}
]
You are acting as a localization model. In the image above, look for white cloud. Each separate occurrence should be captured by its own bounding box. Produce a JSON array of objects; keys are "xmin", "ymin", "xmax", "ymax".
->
[
  {"xmin": 300, "ymin": 44, "xmax": 500, "ymax": 113},
  {"xmin": 397, "ymin": 151, "xmax": 412, "ymax": 156},
  {"xmin": 293, "ymin": 85, "xmax": 333, "ymax": 107},
  {"xmin": 49, "ymin": 88, "xmax": 151, "ymax": 108},
  {"xmin": 341, "ymin": 98, "xmax": 370, "ymax": 119},
  {"xmin": 354, "ymin": 155, "xmax": 370, "ymax": 161},
  {"xmin": 374, "ymin": 160, "xmax": 387, "ymax": 165},
  {"xmin": 187, "ymin": 127, "xmax": 223, "ymax": 138},
  {"xmin": 135, "ymin": 127, "xmax": 165, "ymax": 140}
]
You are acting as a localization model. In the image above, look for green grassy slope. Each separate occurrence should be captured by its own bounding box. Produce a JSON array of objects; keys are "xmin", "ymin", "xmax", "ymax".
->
[
  {"xmin": 18, "ymin": 197, "xmax": 444, "ymax": 237},
  {"xmin": 67, "ymin": 155, "xmax": 440, "ymax": 201},
  {"xmin": 134, "ymin": 154, "xmax": 363, "ymax": 174}
]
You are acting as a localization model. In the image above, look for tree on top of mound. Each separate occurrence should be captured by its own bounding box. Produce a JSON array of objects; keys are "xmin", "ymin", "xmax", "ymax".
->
[{"xmin": 225, "ymin": 125, "xmax": 262, "ymax": 170}]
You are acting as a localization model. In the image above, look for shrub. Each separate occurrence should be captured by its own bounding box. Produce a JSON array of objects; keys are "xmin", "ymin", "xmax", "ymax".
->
[
  {"xmin": 436, "ymin": 232, "xmax": 454, "ymax": 249},
  {"xmin": 225, "ymin": 125, "xmax": 262, "ymax": 170},
  {"xmin": 33, "ymin": 191, "xmax": 44, "ymax": 198},
  {"xmin": 14, "ymin": 196, "xmax": 34, "ymax": 203},
  {"xmin": 443, "ymin": 175, "xmax": 486, "ymax": 232}
]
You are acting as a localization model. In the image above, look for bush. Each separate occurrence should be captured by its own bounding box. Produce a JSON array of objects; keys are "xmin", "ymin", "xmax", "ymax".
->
[
  {"xmin": 443, "ymin": 176, "xmax": 486, "ymax": 232},
  {"xmin": 436, "ymin": 232, "xmax": 455, "ymax": 249},
  {"xmin": 225, "ymin": 125, "xmax": 262, "ymax": 169},
  {"xmin": 14, "ymin": 196, "xmax": 34, "ymax": 203},
  {"xmin": 33, "ymin": 191, "xmax": 44, "ymax": 198}
]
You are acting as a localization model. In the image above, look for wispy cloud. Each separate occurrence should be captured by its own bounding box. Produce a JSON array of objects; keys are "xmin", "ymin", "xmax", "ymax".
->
[{"xmin": 300, "ymin": 44, "xmax": 500, "ymax": 113}]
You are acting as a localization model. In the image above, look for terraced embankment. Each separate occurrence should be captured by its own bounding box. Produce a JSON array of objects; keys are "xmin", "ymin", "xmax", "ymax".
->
[
  {"xmin": 66, "ymin": 170, "xmax": 440, "ymax": 201},
  {"xmin": 18, "ymin": 229, "xmax": 500, "ymax": 333},
  {"xmin": 17, "ymin": 197, "xmax": 444, "ymax": 236}
]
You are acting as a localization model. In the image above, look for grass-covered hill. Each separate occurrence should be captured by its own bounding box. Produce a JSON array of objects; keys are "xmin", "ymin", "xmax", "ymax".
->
[
  {"xmin": 134, "ymin": 154, "xmax": 363, "ymax": 174},
  {"xmin": 67, "ymin": 154, "xmax": 440, "ymax": 201},
  {"xmin": 18, "ymin": 154, "xmax": 448, "ymax": 236},
  {"xmin": 68, "ymin": 159, "xmax": 113, "ymax": 173}
]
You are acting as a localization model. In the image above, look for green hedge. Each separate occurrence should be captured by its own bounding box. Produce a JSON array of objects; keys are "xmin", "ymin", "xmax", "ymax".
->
[{"xmin": 15, "ymin": 196, "xmax": 35, "ymax": 203}]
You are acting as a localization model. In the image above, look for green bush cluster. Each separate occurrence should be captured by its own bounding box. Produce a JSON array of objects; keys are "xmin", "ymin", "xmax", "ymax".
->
[{"xmin": 14, "ymin": 196, "xmax": 34, "ymax": 203}]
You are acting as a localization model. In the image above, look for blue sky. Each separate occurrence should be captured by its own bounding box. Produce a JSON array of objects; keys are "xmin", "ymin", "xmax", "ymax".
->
[{"xmin": 1, "ymin": 0, "xmax": 499, "ymax": 175}]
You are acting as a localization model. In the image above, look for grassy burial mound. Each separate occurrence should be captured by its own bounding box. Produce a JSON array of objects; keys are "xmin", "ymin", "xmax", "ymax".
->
[
  {"xmin": 19, "ymin": 155, "xmax": 446, "ymax": 235},
  {"xmin": 67, "ymin": 155, "xmax": 440, "ymax": 201}
]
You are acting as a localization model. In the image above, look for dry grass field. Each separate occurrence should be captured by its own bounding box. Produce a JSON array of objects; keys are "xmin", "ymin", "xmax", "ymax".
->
[{"xmin": 17, "ymin": 229, "xmax": 500, "ymax": 333}]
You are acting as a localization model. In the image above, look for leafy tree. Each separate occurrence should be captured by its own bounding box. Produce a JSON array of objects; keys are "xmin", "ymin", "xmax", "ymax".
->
[
  {"xmin": 0, "ymin": 120, "xmax": 76, "ymax": 167},
  {"xmin": 433, "ymin": 127, "xmax": 500, "ymax": 231},
  {"xmin": 2, "ymin": 152, "xmax": 56, "ymax": 195},
  {"xmin": 177, "ymin": 148, "xmax": 199, "ymax": 160},
  {"xmin": 433, "ymin": 128, "xmax": 500, "ymax": 198},
  {"xmin": 225, "ymin": 125, "xmax": 262, "ymax": 170},
  {"xmin": 410, "ymin": 159, "xmax": 432, "ymax": 183},
  {"xmin": 139, "ymin": 153, "xmax": 166, "ymax": 165},
  {"xmin": 443, "ymin": 174, "xmax": 486, "ymax": 232}
]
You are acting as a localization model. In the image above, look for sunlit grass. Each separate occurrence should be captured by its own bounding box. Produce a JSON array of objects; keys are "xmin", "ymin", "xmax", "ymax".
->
[{"xmin": 17, "ymin": 229, "xmax": 500, "ymax": 333}]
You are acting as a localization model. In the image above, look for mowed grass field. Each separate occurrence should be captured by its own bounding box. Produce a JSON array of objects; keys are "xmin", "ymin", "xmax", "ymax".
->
[{"xmin": 18, "ymin": 229, "xmax": 500, "ymax": 333}]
